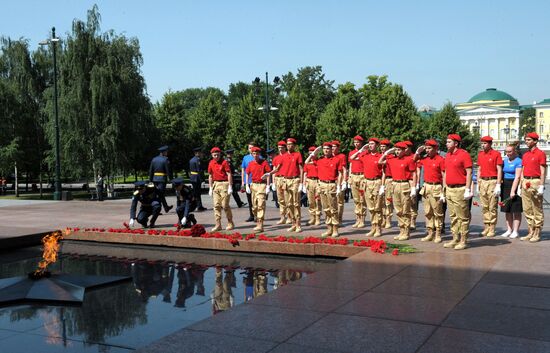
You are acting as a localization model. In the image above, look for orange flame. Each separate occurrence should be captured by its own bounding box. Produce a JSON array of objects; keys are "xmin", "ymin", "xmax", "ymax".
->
[{"xmin": 34, "ymin": 230, "xmax": 65, "ymax": 275}]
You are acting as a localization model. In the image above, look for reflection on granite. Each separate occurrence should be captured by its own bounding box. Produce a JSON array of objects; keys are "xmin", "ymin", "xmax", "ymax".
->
[{"xmin": 0, "ymin": 245, "xmax": 327, "ymax": 352}]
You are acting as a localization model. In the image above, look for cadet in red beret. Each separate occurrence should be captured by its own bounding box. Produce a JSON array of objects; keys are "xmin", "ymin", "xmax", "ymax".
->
[
  {"xmin": 350, "ymin": 137, "xmax": 384, "ymax": 237},
  {"xmin": 273, "ymin": 141, "xmax": 289, "ymax": 224},
  {"xmin": 477, "ymin": 136, "xmax": 503, "ymax": 238},
  {"xmin": 443, "ymin": 134, "xmax": 473, "ymax": 250},
  {"xmin": 282, "ymin": 138, "xmax": 304, "ymax": 232},
  {"xmin": 208, "ymin": 147, "xmax": 234, "ymax": 231},
  {"xmin": 306, "ymin": 143, "xmax": 344, "ymax": 237},
  {"xmin": 415, "ymin": 139, "xmax": 446, "ymax": 243},
  {"xmin": 348, "ymin": 135, "xmax": 366, "ymax": 228},
  {"xmin": 520, "ymin": 132, "xmax": 546, "ymax": 242},
  {"xmin": 303, "ymin": 146, "xmax": 322, "ymax": 226},
  {"xmin": 379, "ymin": 139, "xmax": 394, "ymax": 228},
  {"xmin": 332, "ymin": 140, "xmax": 348, "ymax": 223},
  {"xmin": 379, "ymin": 142, "xmax": 417, "ymax": 240},
  {"xmin": 245, "ymin": 147, "xmax": 273, "ymax": 232}
]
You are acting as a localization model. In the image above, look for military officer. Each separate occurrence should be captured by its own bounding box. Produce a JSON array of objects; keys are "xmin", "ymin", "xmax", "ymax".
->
[
  {"xmin": 415, "ymin": 140, "xmax": 446, "ymax": 243},
  {"xmin": 443, "ymin": 134, "xmax": 473, "ymax": 250},
  {"xmin": 379, "ymin": 142, "xmax": 417, "ymax": 241},
  {"xmin": 379, "ymin": 139, "xmax": 394, "ymax": 229},
  {"xmin": 189, "ymin": 147, "xmax": 207, "ymax": 211},
  {"xmin": 348, "ymin": 135, "xmax": 366, "ymax": 228},
  {"xmin": 306, "ymin": 142, "xmax": 344, "ymax": 238},
  {"xmin": 519, "ymin": 132, "xmax": 547, "ymax": 242},
  {"xmin": 129, "ymin": 181, "xmax": 162, "ymax": 228},
  {"xmin": 172, "ymin": 178, "xmax": 197, "ymax": 228},
  {"xmin": 477, "ymin": 136, "xmax": 503, "ymax": 237},
  {"xmin": 208, "ymin": 147, "xmax": 234, "ymax": 231},
  {"xmin": 245, "ymin": 147, "xmax": 272, "ymax": 232},
  {"xmin": 149, "ymin": 145, "xmax": 173, "ymax": 213},
  {"xmin": 350, "ymin": 137, "xmax": 384, "ymax": 237},
  {"xmin": 332, "ymin": 140, "xmax": 348, "ymax": 223},
  {"xmin": 303, "ymin": 146, "xmax": 322, "ymax": 226}
]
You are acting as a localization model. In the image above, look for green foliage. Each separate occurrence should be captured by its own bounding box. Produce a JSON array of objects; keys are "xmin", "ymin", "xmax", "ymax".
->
[
  {"xmin": 187, "ymin": 88, "xmax": 228, "ymax": 151},
  {"xmin": 519, "ymin": 107, "xmax": 536, "ymax": 138}
]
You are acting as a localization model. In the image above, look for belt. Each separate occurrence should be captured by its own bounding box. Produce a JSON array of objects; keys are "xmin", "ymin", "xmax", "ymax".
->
[
  {"xmin": 319, "ymin": 180, "xmax": 336, "ymax": 183},
  {"xmin": 190, "ymin": 172, "xmax": 199, "ymax": 175},
  {"xmin": 252, "ymin": 182, "xmax": 266, "ymax": 184},
  {"xmin": 480, "ymin": 176, "xmax": 497, "ymax": 180},
  {"xmin": 284, "ymin": 176, "xmax": 300, "ymax": 179},
  {"xmin": 351, "ymin": 172, "xmax": 363, "ymax": 175},
  {"xmin": 392, "ymin": 179, "xmax": 409, "ymax": 183},
  {"xmin": 523, "ymin": 176, "xmax": 541, "ymax": 180},
  {"xmin": 213, "ymin": 180, "xmax": 228, "ymax": 182},
  {"xmin": 154, "ymin": 172, "xmax": 166, "ymax": 176},
  {"xmin": 365, "ymin": 177, "xmax": 381, "ymax": 181},
  {"xmin": 424, "ymin": 181, "xmax": 442, "ymax": 185},
  {"xmin": 308, "ymin": 177, "xmax": 319, "ymax": 180},
  {"xmin": 447, "ymin": 184, "xmax": 466, "ymax": 188}
]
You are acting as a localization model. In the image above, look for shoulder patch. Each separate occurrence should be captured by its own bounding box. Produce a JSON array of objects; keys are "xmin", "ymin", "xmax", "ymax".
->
[{"xmin": 133, "ymin": 190, "xmax": 139, "ymax": 196}]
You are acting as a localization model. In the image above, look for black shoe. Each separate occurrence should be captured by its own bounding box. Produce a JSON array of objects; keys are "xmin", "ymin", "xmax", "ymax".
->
[
  {"xmin": 238, "ymin": 202, "xmax": 247, "ymax": 208},
  {"xmin": 165, "ymin": 205, "xmax": 173, "ymax": 213},
  {"xmin": 198, "ymin": 207, "xmax": 207, "ymax": 212},
  {"xmin": 245, "ymin": 216, "xmax": 255, "ymax": 222},
  {"xmin": 149, "ymin": 223, "xmax": 156, "ymax": 229},
  {"xmin": 189, "ymin": 214, "xmax": 197, "ymax": 225}
]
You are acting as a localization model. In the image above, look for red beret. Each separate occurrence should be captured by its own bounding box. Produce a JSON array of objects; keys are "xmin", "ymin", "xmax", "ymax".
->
[
  {"xmin": 369, "ymin": 137, "xmax": 380, "ymax": 144},
  {"xmin": 353, "ymin": 135, "xmax": 364, "ymax": 141},
  {"xmin": 331, "ymin": 140, "xmax": 341, "ymax": 146},
  {"xmin": 526, "ymin": 132, "xmax": 539, "ymax": 140},
  {"xmin": 394, "ymin": 142, "xmax": 408, "ymax": 149},
  {"xmin": 277, "ymin": 140, "xmax": 286, "ymax": 146},
  {"xmin": 480, "ymin": 136, "xmax": 493, "ymax": 143},
  {"xmin": 424, "ymin": 139, "xmax": 438, "ymax": 147},
  {"xmin": 322, "ymin": 142, "xmax": 333, "ymax": 147},
  {"xmin": 250, "ymin": 147, "xmax": 262, "ymax": 153},
  {"xmin": 403, "ymin": 140, "xmax": 413, "ymax": 147},
  {"xmin": 210, "ymin": 147, "xmax": 221, "ymax": 153},
  {"xmin": 308, "ymin": 146, "xmax": 317, "ymax": 152},
  {"xmin": 380, "ymin": 139, "xmax": 392, "ymax": 146},
  {"xmin": 447, "ymin": 134, "xmax": 462, "ymax": 142},
  {"xmin": 286, "ymin": 138, "xmax": 297, "ymax": 144}
]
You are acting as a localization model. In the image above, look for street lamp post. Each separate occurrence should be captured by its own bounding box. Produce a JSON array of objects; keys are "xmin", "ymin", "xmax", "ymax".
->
[
  {"xmin": 40, "ymin": 27, "xmax": 62, "ymax": 200},
  {"xmin": 503, "ymin": 125, "xmax": 510, "ymax": 147},
  {"xmin": 254, "ymin": 73, "xmax": 280, "ymax": 152}
]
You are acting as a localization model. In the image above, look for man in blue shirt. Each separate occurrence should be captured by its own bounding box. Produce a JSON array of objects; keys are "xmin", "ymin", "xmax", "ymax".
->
[{"xmin": 241, "ymin": 141, "xmax": 258, "ymax": 222}]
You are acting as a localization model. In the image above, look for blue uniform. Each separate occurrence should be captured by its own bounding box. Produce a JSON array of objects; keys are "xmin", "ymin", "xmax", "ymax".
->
[
  {"xmin": 176, "ymin": 184, "xmax": 197, "ymax": 227},
  {"xmin": 189, "ymin": 155, "xmax": 205, "ymax": 209},
  {"xmin": 149, "ymin": 154, "xmax": 172, "ymax": 211},
  {"xmin": 130, "ymin": 188, "xmax": 161, "ymax": 227}
]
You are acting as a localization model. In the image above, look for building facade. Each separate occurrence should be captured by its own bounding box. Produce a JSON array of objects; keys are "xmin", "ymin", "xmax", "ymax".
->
[{"xmin": 534, "ymin": 98, "xmax": 550, "ymax": 141}]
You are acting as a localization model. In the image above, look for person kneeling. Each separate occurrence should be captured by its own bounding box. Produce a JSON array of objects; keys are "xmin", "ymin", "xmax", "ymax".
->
[
  {"xmin": 172, "ymin": 178, "xmax": 198, "ymax": 228},
  {"xmin": 129, "ymin": 181, "xmax": 161, "ymax": 228}
]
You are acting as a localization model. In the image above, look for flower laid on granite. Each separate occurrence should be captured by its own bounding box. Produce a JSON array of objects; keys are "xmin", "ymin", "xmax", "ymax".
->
[
  {"xmin": 123, "ymin": 222, "xmax": 130, "ymax": 230},
  {"xmin": 189, "ymin": 224, "xmax": 206, "ymax": 237},
  {"xmin": 392, "ymin": 249, "xmax": 399, "ymax": 256}
]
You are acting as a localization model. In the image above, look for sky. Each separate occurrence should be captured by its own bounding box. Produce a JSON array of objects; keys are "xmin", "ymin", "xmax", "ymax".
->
[{"xmin": 2, "ymin": 0, "xmax": 549, "ymax": 107}]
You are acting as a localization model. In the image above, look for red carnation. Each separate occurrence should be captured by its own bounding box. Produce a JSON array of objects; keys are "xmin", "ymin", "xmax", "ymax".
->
[
  {"xmin": 526, "ymin": 182, "xmax": 531, "ymax": 189},
  {"xmin": 387, "ymin": 197, "xmax": 393, "ymax": 203},
  {"xmin": 189, "ymin": 224, "xmax": 206, "ymax": 237},
  {"xmin": 359, "ymin": 190, "xmax": 365, "ymax": 196},
  {"xmin": 123, "ymin": 222, "xmax": 130, "ymax": 229},
  {"xmin": 392, "ymin": 249, "xmax": 399, "ymax": 256},
  {"xmin": 498, "ymin": 201, "xmax": 505, "ymax": 207},
  {"xmin": 473, "ymin": 201, "xmax": 479, "ymax": 206}
]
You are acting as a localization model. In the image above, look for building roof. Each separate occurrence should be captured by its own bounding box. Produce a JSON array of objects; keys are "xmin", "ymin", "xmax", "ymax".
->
[
  {"xmin": 536, "ymin": 98, "xmax": 550, "ymax": 105},
  {"xmin": 468, "ymin": 88, "xmax": 516, "ymax": 103}
]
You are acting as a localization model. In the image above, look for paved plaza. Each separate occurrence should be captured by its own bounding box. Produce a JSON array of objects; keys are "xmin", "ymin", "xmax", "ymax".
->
[{"xmin": 0, "ymin": 195, "xmax": 549, "ymax": 352}]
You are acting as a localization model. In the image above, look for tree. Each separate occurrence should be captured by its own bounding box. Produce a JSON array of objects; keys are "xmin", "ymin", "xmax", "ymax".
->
[
  {"xmin": 427, "ymin": 102, "xmax": 479, "ymax": 156},
  {"xmin": 274, "ymin": 66, "xmax": 335, "ymax": 150},
  {"xmin": 519, "ymin": 107, "xmax": 536, "ymax": 138},
  {"xmin": 187, "ymin": 88, "xmax": 228, "ymax": 152},
  {"xmin": 316, "ymin": 82, "xmax": 361, "ymax": 148}
]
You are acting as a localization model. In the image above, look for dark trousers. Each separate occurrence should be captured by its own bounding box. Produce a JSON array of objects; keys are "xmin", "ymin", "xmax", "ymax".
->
[
  {"xmin": 137, "ymin": 202, "xmax": 161, "ymax": 227},
  {"xmin": 191, "ymin": 181, "xmax": 204, "ymax": 208},
  {"xmin": 176, "ymin": 200, "xmax": 197, "ymax": 227},
  {"xmin": 272, "ymin": 189, "xmax": 279, "ymax": 208},
  {"xmin": 231, "ymin": 183, "xmax": 244, "ymax": 207},
  {"xmin": 246, "ymin": 192, "xmax": 254, "ymax": 218},
  {"xmin": 154, "ymin": 182, "xmax": 170, "ymax": 211}
]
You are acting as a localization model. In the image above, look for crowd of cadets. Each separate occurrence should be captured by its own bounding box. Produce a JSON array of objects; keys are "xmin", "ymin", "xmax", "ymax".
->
[{"xmin": 130, "ymin": 132, "xmax": 546, "ymax": 250}]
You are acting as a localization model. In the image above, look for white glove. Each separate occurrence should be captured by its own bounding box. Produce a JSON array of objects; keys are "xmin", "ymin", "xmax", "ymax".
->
[
  {"xmin": 181, "ymin": 217, "xmax": 187, "ymax": 225},
  {"xmin": 493, "ymin": 184, "xmax": 501, "ymax": 197},
  {"xmin": 300, "ymin": 184, "xmax": 306, "ymax": 193},
  {"xmin": 265, "ymin": 185, "xmax": 270, "ymax": 194},
  {"xmin": 464, "ymin": 188, "xmax": 473, "ymax": 200},
  {"xmin": 245, "ymin": 184, "xmax": 251, "ymax": 194},
  {"xmin": 261, "ymin": 173, "xmax": 270, "ymax": 180},
  {"xmin": 517, "ymin": 187, "xmax": 522, "ymax": 197},
  {"xmin": 439, "ymin": 195, "xmax": 446, "ymax": 203},
  {"xmin": 336, "ymin": 185, "xmax": 341, "ymax": 195},
  {"xmin": 271, "ymin": 183, "xmax": 276, "ymax": 191},
  {"xmin": 378, "ymin": 185, "xmax": 385, "ymax": 195},
  {"xmin": 341, "ymin": 182, "xmax": 348, "ymax": 190},
  {"xmin": 415, "ymin": 184, "xmax": 420, "ymax": 191},
  {"xmin": 537, "ymin": 185, "xmax": 545, "ymax": 195},
  {"xmin": 208, "ymin": 187, "xmax": 213, "ymax": 196},
  {"xmin": 475, "ymin": 183, "xmax": 479, "ymax": 195},
  {"xmin": 129, "ymin": 219, "xmax": 135, "ymax": 227},
  {"xmin": 410, "ymin": 188, "xmax": 417, "ymax": 197},
  {"xmin": 227, "ymin": 185, "xmax": 233, "ymax": 195}
]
